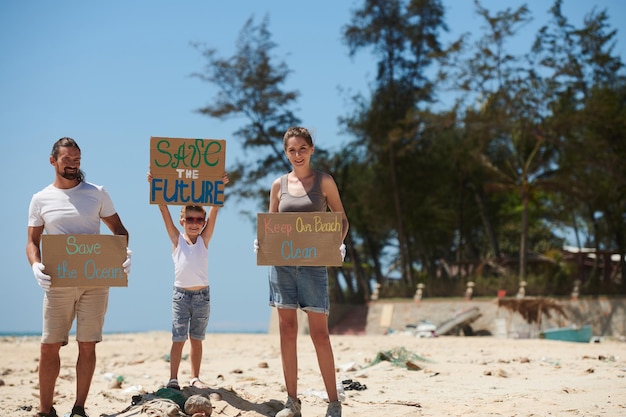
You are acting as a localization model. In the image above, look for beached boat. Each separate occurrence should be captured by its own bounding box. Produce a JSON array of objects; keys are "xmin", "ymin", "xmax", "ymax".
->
[
  {"xmin": 539, "ymin": 325, "xmax": 592, "ymax": 343},
  {"xmin": 435, "ymin": 306, "xmax": 482, "ymax": 336}
]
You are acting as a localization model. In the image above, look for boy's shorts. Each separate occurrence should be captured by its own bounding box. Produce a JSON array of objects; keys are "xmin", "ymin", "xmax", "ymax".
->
[
  {"xmin": 171, "ymin": 286, "xmax": 210, "ymax": 342},
  {"xmin": 42, "ymin": 287, "xmax": 109, "ymax": 345},
  {"xmin": 269, "ymin": 265, "xmax": 329, "ymax": 315}
]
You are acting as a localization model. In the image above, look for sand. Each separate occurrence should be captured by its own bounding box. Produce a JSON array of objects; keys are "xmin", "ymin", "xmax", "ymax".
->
[{"xmin": 1, "ymin": 332, "xmax": 625, "ymax": 417}]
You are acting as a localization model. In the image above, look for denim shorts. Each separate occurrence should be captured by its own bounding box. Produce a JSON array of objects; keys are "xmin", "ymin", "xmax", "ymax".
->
[
  {"xmin": 42, "ymin": 287, "xmax": 109, "ymax": 345},
  {"xmin": 171, "ymin": 286, "xmax": 210, "ymax": 342},
  {"xmin": 269, "ymin": 265, "xmax": 329, "ymax": 315}
]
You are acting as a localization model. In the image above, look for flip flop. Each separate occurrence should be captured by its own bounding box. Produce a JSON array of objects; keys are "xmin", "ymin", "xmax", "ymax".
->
[
  {"xmin": 166, "ymin": 378, "xmax": 181, "ymax": 390},
  {"xmin": 190, "ymin": 377, "xmax": 209, "ymax": 388}
]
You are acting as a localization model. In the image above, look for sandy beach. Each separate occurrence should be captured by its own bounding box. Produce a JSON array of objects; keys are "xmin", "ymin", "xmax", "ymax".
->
[{"xmin": 1, "ymin": 332, "xmax": 624, "ymax": 417}]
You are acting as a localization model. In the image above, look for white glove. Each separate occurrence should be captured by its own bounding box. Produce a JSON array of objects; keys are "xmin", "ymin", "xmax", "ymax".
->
[
  {"xmin": 253, "ymin": 239, "xmax": 259, "ymax": 254},
  {"xmin": 340, "ymin": 243, "xmax": 346, "ymax": 262},
  {"xmin": 123, "ymin": 248, "xmax": 132, "ymax": 275},
  {"xmin": 32, "ymin": 262, "xmax": 51, "ymax": 290}
]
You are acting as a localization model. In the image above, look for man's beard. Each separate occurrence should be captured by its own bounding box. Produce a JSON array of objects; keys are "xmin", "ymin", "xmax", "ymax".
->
[{"xmin": 60, "ymin": 168, "xmax": 84, "ymax": 182}]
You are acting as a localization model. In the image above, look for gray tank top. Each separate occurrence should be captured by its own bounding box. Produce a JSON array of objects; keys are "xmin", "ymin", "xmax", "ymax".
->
[{"xmin": 278, "ymin": 171, "xmax": 327, "ymax": 212}]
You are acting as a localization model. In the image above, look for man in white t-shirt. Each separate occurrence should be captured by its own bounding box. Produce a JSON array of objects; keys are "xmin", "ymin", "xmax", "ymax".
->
[{"xmin": 26, "ymin": 137, "xmax": 131, "ymax": 417}]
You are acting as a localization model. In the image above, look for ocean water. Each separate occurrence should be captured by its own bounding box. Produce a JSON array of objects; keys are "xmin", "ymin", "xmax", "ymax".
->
[{"xmin": 0, "ymin": 329, "xmax": 266, "ymax": 337}]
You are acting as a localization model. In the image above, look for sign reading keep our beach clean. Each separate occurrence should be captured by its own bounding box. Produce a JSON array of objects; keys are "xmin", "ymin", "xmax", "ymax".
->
[
  {"xmin": 256, "ymin": 212, "xmax": 343, "ymax": 266},
  {"xmin": 149, "ymin": 137, "xmax": 226, "ymax": 206},
  {"xmin": 41, "ymin": 235, "xmax": 128, "ymax": 287}
]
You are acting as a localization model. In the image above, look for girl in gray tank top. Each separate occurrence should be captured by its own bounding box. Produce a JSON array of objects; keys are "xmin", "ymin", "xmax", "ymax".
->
[
  {"xmin": 266, "ymin": 127, "xmax": 348, "ymax": 417},
  {"xmin": 278, "ymin": 171, "xmax": 327, "ymax": 213}
]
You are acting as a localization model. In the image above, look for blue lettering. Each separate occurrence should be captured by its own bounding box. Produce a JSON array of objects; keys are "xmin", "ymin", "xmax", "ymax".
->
[
  {"xmin": 151, "ymin": 178, "xmax": 225, "ymax": 205},
  {"xmin": 281, "ymin": 241, "xmax": 317, "ymax": 260},
  {"xmin": 84, "ymin": 259, "xmax": 125, "ymax": 279}
]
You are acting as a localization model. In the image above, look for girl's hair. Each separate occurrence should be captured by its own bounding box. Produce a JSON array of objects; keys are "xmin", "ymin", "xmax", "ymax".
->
[
  {"xmin": 283, "ymin": 126, "xmax": 314, "ymax": 149},
  {"xmin": 179, "ymin": 205, "xmax": 206, "ymax": 219}
]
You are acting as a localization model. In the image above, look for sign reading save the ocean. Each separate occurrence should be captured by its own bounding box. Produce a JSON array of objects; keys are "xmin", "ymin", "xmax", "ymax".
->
[
  {"xmin": 256, "ymin": 212, "xmax": 343, "ymax": 266},
  {"xmin": 42, "ymin": 235, "xmax": 128, "ymax": 287},
  {"xmin": 149, "ymin": 137, "xmax": 226, "ymax": 206}
]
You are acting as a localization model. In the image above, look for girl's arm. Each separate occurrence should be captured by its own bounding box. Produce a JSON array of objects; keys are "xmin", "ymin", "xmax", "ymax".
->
[
  {"xmin": 201, "ymin": 206, "xmax": 219, "ymax": 246},
  {"xmin": 149, "ymin": 171, "xmax": 180, "ymax": 248},
  {"xmin": 158, "ymin": 205, "xmax": 180, "ymax": 249},
  {"xmin": 321, "ymin": 172, "xmax": 349, "ymax": 241},
  {"xmin": 201, "ymin": 172, "xmax": 229, "ymax": 246},
  {"xmin": 269, "ymin": 177, "xmax": 281, "ymax": 213}
]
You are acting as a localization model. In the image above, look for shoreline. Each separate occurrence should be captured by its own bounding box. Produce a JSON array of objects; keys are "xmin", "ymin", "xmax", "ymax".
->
[{"xmin": 0, "ymin": 329, "xmax": 269, "ymax": 338}]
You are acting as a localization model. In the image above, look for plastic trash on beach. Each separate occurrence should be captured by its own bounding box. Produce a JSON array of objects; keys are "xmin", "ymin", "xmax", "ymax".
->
[
  {"xmin": 301, "ymin": 381, "xmax": 346, "ymax": 402},
  {"xmin": 414, "ymin": 321, "xmax": 437, "ymax": 338},
  {"xmin": 368, "ymin": 346, "xmax": 434, "ymax": 369},
  {"xmin": 342, "ymin": 379, "xmax": 367, "ymax": 391},
  {"xmin": 122, "ymin": 385, "xmax": 146, "ymax": 394},
  {"xmin": 338, "ymin": 361, "xmax": 358, "ymax": 372}
]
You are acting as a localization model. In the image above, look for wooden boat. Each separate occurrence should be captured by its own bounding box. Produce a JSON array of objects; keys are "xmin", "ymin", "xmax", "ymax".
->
[
  {"xmin": 539, "ymin": 325, "xmax": 592, "ymax": 343},
  {"xmin": 435, "ymin": 306, "xmax": 482, "ymax": 336}
]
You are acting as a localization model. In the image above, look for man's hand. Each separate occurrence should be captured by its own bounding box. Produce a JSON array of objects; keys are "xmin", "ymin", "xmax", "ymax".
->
[
  {"xmin": 32, "ymin": 262, "xmax": 51, "ymax": 290},
  {"xmin": 123, "ymin": 248, "xmax": 133, "ymax": 275}
]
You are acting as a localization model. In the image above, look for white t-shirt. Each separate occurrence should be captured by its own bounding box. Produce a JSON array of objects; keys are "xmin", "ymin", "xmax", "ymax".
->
[
  {"xmin": 28, "ymin": 181, "xmax": 117, "ymax": 234},
  {"xmin": 173, "ymin": 234, "xmax": 209, "ymax": 288}
]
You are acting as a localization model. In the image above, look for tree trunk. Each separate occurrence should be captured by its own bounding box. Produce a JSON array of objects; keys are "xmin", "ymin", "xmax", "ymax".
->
[
  {"xmin": 472, "ymin": 185, "xmax": 501, "ymax": 259},
  {"xmin": 345, "ymin": 233, "xmax": 370, "ymax": 302},
  {"xmin": 388, "ymin": 141, "xmax": 413, "ymax": 286},
  {"xmin": 520, "ymin": 189, "xmax": 529, "ymax": 281}
]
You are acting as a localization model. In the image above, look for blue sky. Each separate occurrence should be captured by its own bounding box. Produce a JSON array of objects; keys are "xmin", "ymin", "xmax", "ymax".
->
[{"xmin": 1, "ymin": 1, "xmax": 624, "ymax": 334}]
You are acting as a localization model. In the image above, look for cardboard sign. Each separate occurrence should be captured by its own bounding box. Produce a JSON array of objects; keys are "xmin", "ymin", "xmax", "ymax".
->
[
  {"xmin": 42, "ymin": 235, "xmax": 128, "ymax": 287},
  {"xmin": 257, "ymin": 212, "xmax": 343, "ymax": 266},
  {"xmin": 149, "ymin": 136, "xmax": 227, "ymax": 206}
]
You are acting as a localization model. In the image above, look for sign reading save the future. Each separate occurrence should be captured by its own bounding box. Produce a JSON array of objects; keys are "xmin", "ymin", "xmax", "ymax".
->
[
  {"xmin": 149, "ymin": 136, "xmax": 226, "ymax": 206},
  {"xmin": 256, "ymin": 212, "xmax": 343, "ymax": 266},
  {"xmin": 42, "ymin": 235, "xmax": 128, "ymax": 287}
]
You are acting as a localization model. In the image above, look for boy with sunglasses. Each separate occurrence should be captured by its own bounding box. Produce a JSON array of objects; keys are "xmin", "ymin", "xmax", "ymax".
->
[{"xmin": 150, "ymin": 172, "xmax": 228, "ymax": 390}]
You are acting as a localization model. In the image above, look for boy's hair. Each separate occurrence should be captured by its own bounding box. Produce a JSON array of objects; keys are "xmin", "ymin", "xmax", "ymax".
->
[{"xmin": 179, "ymin": 205, "xmax": 206, "ymax": 219}]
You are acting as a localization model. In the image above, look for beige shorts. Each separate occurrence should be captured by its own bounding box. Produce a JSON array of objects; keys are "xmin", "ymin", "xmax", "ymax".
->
[{"xmin": 42, "ymin": 287, "xmax": 109, "ymax": 345}]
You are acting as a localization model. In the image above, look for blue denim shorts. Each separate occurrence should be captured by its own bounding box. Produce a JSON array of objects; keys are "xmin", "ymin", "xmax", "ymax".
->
[
  {"xmin": 269, "ymin": 266, "xmax": 329, "ymax": 315},
  {"xmin": 171, "ymin": 286, "xmax": 210, "ymax": 342}
]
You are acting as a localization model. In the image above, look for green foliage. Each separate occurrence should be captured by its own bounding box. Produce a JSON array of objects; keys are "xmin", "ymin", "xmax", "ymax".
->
[
  {"xmin": 191, "ymin": 15, "xmax": 300, "ymax": 213},
  {"xmin": 193, "ymin": 0, "xmax": 626, "ymax": 301},
  {"xmin": 378, "ymin": 279, "xmax": 418, "ymax": 298}
]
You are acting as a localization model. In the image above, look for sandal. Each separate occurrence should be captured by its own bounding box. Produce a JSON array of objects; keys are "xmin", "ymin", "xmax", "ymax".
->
[
  {"xmin": 37, "ymin": 407, "xmax": 58, "ymax": 417},
  {"xmin": 166, "ymin": 378, "xmax": 181, "ymax": 390},
  {"xmin": 190, "ymin": 377, "xmax": 209, "ymax": 388},
  {"xmin": 69, "ymin": 405, "xmax": 89, "ymax": 417}
]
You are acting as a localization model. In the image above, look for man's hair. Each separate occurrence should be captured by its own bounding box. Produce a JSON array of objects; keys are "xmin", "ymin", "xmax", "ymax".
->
[{"xmin": 51, "ymin": 137, "xmax": 81, "ymax": 159}]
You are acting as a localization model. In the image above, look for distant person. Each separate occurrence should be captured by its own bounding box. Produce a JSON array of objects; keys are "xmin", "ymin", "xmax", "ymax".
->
[
  {"xmin": 260, "ymin": 127, "xmax": 349, "ymax": 417},
  {"xmin": 26, "ymin": 137, "xmax": 131, "ymax": 417},
  {"xmin": 148, "ymin": 172, "xmax": 228, "ymax": 390}
]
